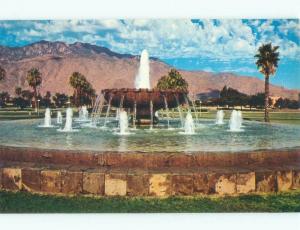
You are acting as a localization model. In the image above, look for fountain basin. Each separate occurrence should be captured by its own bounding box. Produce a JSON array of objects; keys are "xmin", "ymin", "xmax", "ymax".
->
[{"xmin": 102, "ymin": 88, "xmax": 187, "ymax": 123}]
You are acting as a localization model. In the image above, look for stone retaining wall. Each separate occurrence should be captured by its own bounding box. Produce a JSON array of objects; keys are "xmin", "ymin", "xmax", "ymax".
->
[
  {"xmin": 1, "ymin": 165, "xmax": 299, "ymax": 196},
  {"xmin": 1, "ymin": 146, "xmax": 299, "ymax": 197}
]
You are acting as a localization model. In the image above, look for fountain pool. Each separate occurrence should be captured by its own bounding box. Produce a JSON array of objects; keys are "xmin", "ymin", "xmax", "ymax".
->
[{"xmin": 0, "ymin": 117, "xmax": 299, "ymax": 152}]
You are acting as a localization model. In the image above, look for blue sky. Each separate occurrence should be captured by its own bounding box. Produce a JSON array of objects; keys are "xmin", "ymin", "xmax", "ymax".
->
[{"xmin": 0, "ymin": 19, "xmax": 299, "ymax": 89}]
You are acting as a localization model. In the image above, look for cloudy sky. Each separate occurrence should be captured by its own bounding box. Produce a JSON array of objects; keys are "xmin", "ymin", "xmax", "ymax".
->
[{"xmin": 0, "ymin": 19, "xmax": 299, "ymax": 89}]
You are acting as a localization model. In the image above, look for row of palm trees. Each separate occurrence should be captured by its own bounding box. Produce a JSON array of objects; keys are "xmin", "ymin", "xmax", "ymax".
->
[
  {"xmin": 0, "ymin": 67, "xmax": 95, "ymax": 109},
  {"xmin": 0, "ymin": 43, "xmax": 280, "ymax": 122}
]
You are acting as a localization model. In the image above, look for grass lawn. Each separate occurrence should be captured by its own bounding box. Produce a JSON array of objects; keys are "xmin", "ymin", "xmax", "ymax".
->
[
  {"xmin": 0, "ymin": 107, "xmax": 300, "ymax": 124},
  {"xmin": 0, "ymin": 190, "xmax": 300, "ymax": 213}
]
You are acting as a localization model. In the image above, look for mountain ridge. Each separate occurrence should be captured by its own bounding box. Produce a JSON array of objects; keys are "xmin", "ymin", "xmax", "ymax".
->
[{"xmin": 0, "ymin": 41, "xmax": 299, "ymax": 100}]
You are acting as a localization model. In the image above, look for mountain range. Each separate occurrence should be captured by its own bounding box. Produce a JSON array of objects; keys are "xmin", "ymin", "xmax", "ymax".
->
[{"xmin": 0, "ymin": 40, "xmax": 299, "ymax": 100}]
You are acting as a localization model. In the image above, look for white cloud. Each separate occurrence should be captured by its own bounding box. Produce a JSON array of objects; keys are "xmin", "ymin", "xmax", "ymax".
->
[{"xmin": 0, "ymin": 19, "xmax": 299, "ymax": 60}]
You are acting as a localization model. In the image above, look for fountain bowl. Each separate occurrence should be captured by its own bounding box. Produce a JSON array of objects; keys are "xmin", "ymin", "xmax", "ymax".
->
[{"xmin": 102, "ymin": 88, "xmax": 188, "ymax": 124}]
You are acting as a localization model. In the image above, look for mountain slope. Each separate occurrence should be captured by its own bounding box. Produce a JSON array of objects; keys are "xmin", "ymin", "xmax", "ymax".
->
[{"xmin": 0, "ymin": 41, "xmax": 299, "ymax": 100}]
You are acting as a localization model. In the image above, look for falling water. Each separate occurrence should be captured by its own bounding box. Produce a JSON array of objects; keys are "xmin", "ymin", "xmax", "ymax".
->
[
  {"xmin": 135, "ymin": 50, "xmax": 150, "ymax": 89},
  {"xmin": 163, "ymin": 96, "xmax": 170, "ymax": 129},
  {"xmin": 103, "ymin": 95, "xmax": 113, "ymax": 127},
  {"xmin": 62, "ymin": 108, "xmax": 74, "ymax": 132},
  {"xmin": 118, "ymin": 110, "xmax": 129, "ymax": 135},
  {"xmin": 78, "ymin": 106, "xmax": 89, "ymax": 121},
  {"xmin": 184, "ymin": 111, "xmax": 195, "ymax": 134},
  {"xmin": 215, "ymin": 110, "xmax": 224, "ymax": 125},
  {"xmin": 57, "ymin": 111, "xmax": 62, "ymax": 124},
  {"xmin": 191, "ymin": 99, "xmax": 199, "ymax": 123},
  {"xmin": 133, "ymin": 101, "xmax": 137, "ymax": 129},
  {"xmin": 91, "ymin": 93, "xmax": 104, "ymax": 126},
  {"xmin": 175, "ymin": 95, "xmax": 184, "ymax": 128},
  {"xmin": 229, "ymin": 110, "xmax": 243, "ymax": 132},
  {"xmin": 115, "ymin": 108, "xmax": 120, "ymax": 120},
  {"xmin": 150, "ymin": 100, "xmax": 153, "ymax": 130}
]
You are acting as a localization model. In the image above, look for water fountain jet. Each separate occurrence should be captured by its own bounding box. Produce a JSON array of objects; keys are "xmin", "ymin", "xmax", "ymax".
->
[
  {"xmin": 215, "ymin": 110, "xmax": 224, "ymax": 125},
  {"xmin": 229, "ymin": 110, "xmax": 243, "ymax": 132}
]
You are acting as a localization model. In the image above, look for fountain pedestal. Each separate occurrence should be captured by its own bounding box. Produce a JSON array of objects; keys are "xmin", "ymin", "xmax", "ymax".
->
[{"xmin": 102, "ymin": 88, "xmax": 187, "ymax": 125}]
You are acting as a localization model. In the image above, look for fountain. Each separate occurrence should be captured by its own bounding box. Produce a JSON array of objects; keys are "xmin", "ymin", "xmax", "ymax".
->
[
  {"xmin": 58, "ymin": 108, "xmax": 78, "ymax": 132},
  {"xmin": 229, "ymin": 110, "xmax": 243, "ymax": 132},
  {"xmin": 215, "ymin": 110, "xmax": 224, "ymax": 125},
  {"xmin": 39, "ymin": 108, "xmax": 53, "ymax": 127},
  {"xmin": 183, "ymin": 111, "xmax": 195, "ymax": 134},
  {"xmin": 57, "ymin": 111, "xmax": 63, "ymax": 124},
  {"xmin": 135, "ymin": 50, "xmax": 150, "ymax": 89},
  {"xmin": 117, "ymin": 110, "xmax": 130, "ymax": 135},
  {"xmin": 78, "ymin": 106, "xmax": 89, "ymax": 121},
  {"xmin": 97, "ymin": 50, "xmax": 187, "ymax": 126}
]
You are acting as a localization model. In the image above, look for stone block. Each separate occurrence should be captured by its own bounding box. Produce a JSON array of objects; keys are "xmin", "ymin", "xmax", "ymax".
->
[
  {"xmin": 82, "ymin": 172, "xmax": 105, "ymax": 195},
  {"xmin": 193, "ymin": 173, "xmax": 209, "ymax": 194},
  {"xmin": 237, "ymin": 172, "xmax": 255, "ymax": 194},
  {"xmin": 62, "ymin": 171, "xmax": 83, "ymax": 194},
  {"xmin": 22, "ymin": 168, "xmax": 41, "ymax": 192},
  {"xmin": 41, "ymin": 170, "xmax": 62, "ymax": 193},
  {"xmin": 149, "ymin": 174, "xmax": 171, "ymax": 197},
  {"xmin": 127, "ymin": 174, "xmax": 149, "ymax": 196},
  {"xmin": 256, "ymin": 172, "xmax": 276, "ymax": 192},
  {"xmin": 215, "ymin": 174, "xmax": 236, "ymax": 195},
  {"xmin": 277, "ymin": 171, "xmax": 292, "ymax": 192},
  {"xmin": 292, "ymin": 170, "xmax": 300, "ymax": 189},
  {"xmin": 171, "ymin": 175, "xmax": 193, "ymax": 195},
  {"xmin": 2, "ymin": 168, "xmax": 22, "ymax": 190},
  {"xmin": 105, "ymin": 174, "xmax": 127, "ymax": 196},
  {"xmin": 207, "ymin": 173, "xmax": 221, "ymax": 194}
]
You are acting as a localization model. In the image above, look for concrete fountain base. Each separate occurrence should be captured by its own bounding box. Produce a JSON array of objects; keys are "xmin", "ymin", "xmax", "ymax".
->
[{"xmin": 0, "ymin": 146, "xmax": 299, "ymax": 197}]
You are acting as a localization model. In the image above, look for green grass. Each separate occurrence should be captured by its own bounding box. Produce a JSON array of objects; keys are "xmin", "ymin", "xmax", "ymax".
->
[
  {"xmin": 0, "ymin": 190, "xmax": 300, "ymax": 213},
  {"xmin": 0, "ymin": 107, "xmax": 299, "ymax": 124}
]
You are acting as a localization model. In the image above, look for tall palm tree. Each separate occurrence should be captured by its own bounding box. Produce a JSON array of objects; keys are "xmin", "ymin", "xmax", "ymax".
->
[
  {"xmin": 255, "ymin": 43, "xmax": 280, "ymax": 122},
  {"xmin": 69, "ymin": 72, "xmax": 87, "ymax": 107},
  {"xmin": 0, "ymin": 66, "xmax": 6, "ymax": 82},
  {"xmin": 26, "ymin": 68, "xmax": 42, "ymax": 111}
]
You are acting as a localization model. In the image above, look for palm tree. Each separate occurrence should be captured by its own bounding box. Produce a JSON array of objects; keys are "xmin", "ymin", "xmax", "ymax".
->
[
  {"xmin": 255, "ymin": 43, "xmax": 280, "ymax": 122},
  {"xmin": 0, "ymin": 66, "xmax": 6, "ymax": 82},
  {"xmin": 26, "ymin": 68, "xmax": 42, "ymax": 111},
  {"xmin": 69, "ymin": 72, "xmax": 87, "ymax": 107}
]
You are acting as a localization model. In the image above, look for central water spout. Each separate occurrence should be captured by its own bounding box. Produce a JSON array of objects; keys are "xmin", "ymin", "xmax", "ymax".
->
[{"xmin": 135, "ymin": 49, "xmax": 150, "ymax": 89}]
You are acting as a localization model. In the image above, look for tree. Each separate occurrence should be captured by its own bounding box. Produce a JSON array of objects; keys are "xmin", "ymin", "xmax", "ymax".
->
[
  {"xmin": 0, "ymin": 91, "xmax": 10, "ymax": 107},
  {"xmin": 69, "ymin": 72, "xmax": 87, "ymax": 107},
  {"xmin": 69, "ymin": 72, "xmax": 95, "ymax": 107},
  {"xmin": 0, "ymin": 66, "xmax": 5, "ymax": 82},
  {"xmin": 52, "ymin": 93, "xmax": 69, "ymax": 108},
  {"xmin": 255, "ymin": 43, "xmax": 280, "ymax": 122},
  {"xmin": 26, "ymin": 68, "xmax": 42, "ymax": 111},
  {"xmin": 15, "ymin": 87, "xmax": 22, "ymax": 96},
  {"xmin": 156, "ymin": 69, "xmax": 188, "ymax": 91}
]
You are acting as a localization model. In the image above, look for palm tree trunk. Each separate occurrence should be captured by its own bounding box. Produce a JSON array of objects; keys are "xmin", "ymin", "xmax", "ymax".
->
[
  {"xmin": 34, "ymin": 87, "xmax": 38, "ymax": 112},
  {"xmin": 264, "ymin": 75, "xmax": 270, "ymax": 122}
]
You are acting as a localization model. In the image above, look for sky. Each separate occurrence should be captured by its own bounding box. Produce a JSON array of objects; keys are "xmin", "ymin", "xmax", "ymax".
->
[{"xmin": 0, "ymin": 19, "xmax": 299, "ymax": 89}]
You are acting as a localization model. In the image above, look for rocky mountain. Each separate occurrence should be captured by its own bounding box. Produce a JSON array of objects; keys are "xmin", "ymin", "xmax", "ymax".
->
[{"xmin": 0, "ymin": 41, "xmax": 299, "ymax": 100}]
